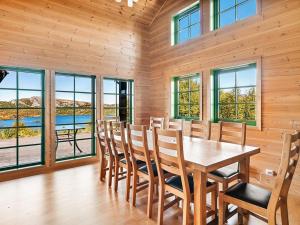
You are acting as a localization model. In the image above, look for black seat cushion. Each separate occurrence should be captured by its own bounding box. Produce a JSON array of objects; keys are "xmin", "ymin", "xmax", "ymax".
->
[
  {"xmin": 225, "ymin": 182, "xmax": 271, "ymax": 209},
  {"xmin": 120, "ymin": 158, "xmax": 145, "ymax": 166},
  {"xmin": 138, "ymin": 162, "xmax": 167, "ymax": 177},
  {"xmin": 210, "ymin": 166, "xmax": 238, "ymax": 179},
  {"xmin": 165, "ymin": 175, "xmax": 213, "ymax": 193}
]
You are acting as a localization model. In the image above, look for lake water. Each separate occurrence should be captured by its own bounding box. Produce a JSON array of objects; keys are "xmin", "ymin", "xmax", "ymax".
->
[{"xmin": 0, "ymin": 115, "xmax": 92, "ymax": 128}]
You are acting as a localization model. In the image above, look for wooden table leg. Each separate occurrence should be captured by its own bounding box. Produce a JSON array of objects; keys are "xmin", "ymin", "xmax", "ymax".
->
[
  {"xmin": 239, "ymin": 156, "xmax": 250, "ymax": 222},
  {"xmin": 194, "ymin": 170, "xmax": 207, "ymax": 225}
]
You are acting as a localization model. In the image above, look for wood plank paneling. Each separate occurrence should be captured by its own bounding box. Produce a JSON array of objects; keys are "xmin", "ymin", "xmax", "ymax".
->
[{"xmin": 149, "ymin": 0, "xmax": 300, "ymax": 195}]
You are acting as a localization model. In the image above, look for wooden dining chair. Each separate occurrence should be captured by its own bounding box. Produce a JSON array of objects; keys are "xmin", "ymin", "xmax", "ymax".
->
[
  {"xmin": 127, "ymin": 124, "xmax": 159, "ymax": 218},
  {"xmin": 208, "ymin": 121, "xmax": 246, "ymax": 191},
  {"xmin": 168, "ymin": 118, "xmax": 183, "ymax": 131},
  {"xmin": 190, "ymin": 120, "xmax": 211, "ymax": 140},
  {"xmin": 110, "ymin": 121, "xmax": 135, "ymax": 201},
  {"xmin": 219, "ymin": 131, "xmax": 300, "ymax": 225},
  {"xmin": 96, "ymin": 120, "xmax": 114, "ymax": 187},
  {"xmin": 150, "ymin": 116, "xmax": 165, "ymax": 130},
  {"xmin": 153, "ymin": 128, "xmax": 217, "ymax": 225}
]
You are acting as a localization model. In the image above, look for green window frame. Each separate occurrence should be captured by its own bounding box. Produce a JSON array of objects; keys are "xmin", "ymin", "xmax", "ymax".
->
[
  {"xmin": 0, "ymin": 66, "xmax": 45, "ymax": 171},
  {"xmin": 55, "ymin": 72, "xmax": 96, "ymax": 161},
  {"xmin": 173, "ymin": 3, "xmax": 201, "ymax": 45},
  {"xmin": 103, "ymin": 78, "xmax": 134, "ymax": 124},
  {"xmin": 213, "ymin": 0, "xmax": 257, "ymax": 30},
  {"xmin": 212, "ymin": 63, "xmax": 257, "ymax": 126},
  {"xmin": 173, "ymin": 74, "xmax": 200, "ymax": 120}
]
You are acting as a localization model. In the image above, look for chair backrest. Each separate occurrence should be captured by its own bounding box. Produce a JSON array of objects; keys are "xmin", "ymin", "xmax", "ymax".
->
[
  {"xmin": 268, "ymin": 132, "xmax": 300, "ymax": 210},
  {"xmin": 190, "ymin": 120, "xmax": 211, "ymax": 140},
  {"xmin": 109, "ymin": 121, "xmax": 129, "ymax": 161},
  {"xmin": 218, "ymin": 121, "xmax": 246, "ymax": 145},
  {"xmin": 127, "ymin": 124, "xmax": 153, "ymax": 177},
  {"xmin": 96, "ymin": 120, "xmax": 112, "ymax": 158},
  {"xmin": 168, "ymin": 119, "xmax": 183, "ymax": 131},
  {"xmin": 150, "ymin": 116, "xmax": 164, "ymax": 130},
  {"xmin": 153, "ymin": 128, "xmax": 191, "ymax": 199}
]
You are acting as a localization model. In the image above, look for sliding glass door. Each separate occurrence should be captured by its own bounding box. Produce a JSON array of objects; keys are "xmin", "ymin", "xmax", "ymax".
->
[
  {"xmin": 0, "ymin": 67, "xmax": 45, "ymax": 171},
  {"xmin": 55, "ymin": 73, "xmax": 96, "ymax": 161}
]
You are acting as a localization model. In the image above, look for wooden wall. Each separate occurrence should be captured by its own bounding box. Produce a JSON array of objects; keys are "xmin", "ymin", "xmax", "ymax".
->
[
  {"xmin": 0, "ymin": 0, "xmax": 162, "ymax": 124},
  {"xmin": 149, "ymin": 0, "xmax": 300, "ymax": 194}
]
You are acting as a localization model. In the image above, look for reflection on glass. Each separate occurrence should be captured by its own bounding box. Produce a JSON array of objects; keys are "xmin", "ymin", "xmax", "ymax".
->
[
  {"xmin": 56, "ymin": 75, "xmax": 74, "ymax": 91},
  {"xmin": 19, "ymin": 91, "xmax": 42, "ymax": 108},
  {"xmin": 19, "ymin": 72, "xmax": 41, "ymax": 90},
  {"xmin": 219, "ymin": 71, "xmax": 235, "ymax": 88},
  {"xmin": 19, "ymin": 145, "xmax": 41, "ymax": 165},
  {"xmin": 0, "ymin": 90, "xmax": 16, "ymax": 108},
  {"xmin": 75, "ymin": 76, "xmax": 92, "ymax": 92},
  {"xmin": 0, "ymin": 70, "xmax": 16, "ymax": 89},
  {"xmin": 0, "ymin": 148, "xmax": 16, "ymax": 168}
]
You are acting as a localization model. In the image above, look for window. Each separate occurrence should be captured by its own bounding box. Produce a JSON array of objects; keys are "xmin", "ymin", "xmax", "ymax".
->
[
  {"xmin": 0, "ymin": 67, "xmax": 45, "ymax": 171},
  {"xmin": 55, "ymin": 73, "xmax": 96, "ymax": 161},
  {"xmin": 173, "ymin": 74, "xmax": 201, "ymax": 120},
  {"xmin": 213, "ymin": 0, "xmax": 257, "ymax": 29},
  {"xmin": 103, "ymin": 78, "xmax": 134, "ymax": 123},
  {"xmin": 173, "ymin": 3, "xmax": 201, "ymax": 45},
  {"xmin": 212, "ymin": 64, "xmax": 257, "ymax": 125}
]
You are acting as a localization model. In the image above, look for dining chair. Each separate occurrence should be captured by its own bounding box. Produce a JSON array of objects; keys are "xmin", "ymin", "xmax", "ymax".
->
[
  {"xmin": 208, "ymin": 121, "xmax": 246, "ymax": 191},
  {"xmin": 110, "ymin": 121, "xmax": 135, "ymax": 201},
  {"xmin": 127, "ymin": 124, "xmax": 160, "ymax": 218},
  {"xmin": 219, "ymin": 131, "xmax": 300, "ymax": 225},
  {"xmin": 96, "ymin": 120, "xmax": 114, "ymax": 187},
  {"xmin": 153, "ymin": 128, "xmax": 217, "ymax": 225},
  {"xmin": 150, "ymin": 116, "xmax": 165, "ymax": 130},
  {"xmin": 168, "ymin": 118, "xmax": 183, "ymax": 131},
  {"xmin": 105, "ymin": 116, "xmax": 120, "ymax": 122},
  {"xmin": 190, "ymin": 120, "xmax": 211, "ymax": 140}
]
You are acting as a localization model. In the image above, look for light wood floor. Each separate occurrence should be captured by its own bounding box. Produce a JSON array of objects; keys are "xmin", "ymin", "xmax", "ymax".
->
[{"xmin": 0, "ymin": 164, "xmax": 299, "ymax": 225}]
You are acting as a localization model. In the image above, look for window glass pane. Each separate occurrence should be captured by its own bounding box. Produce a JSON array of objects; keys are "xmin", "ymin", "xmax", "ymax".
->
[
  {"xmin": 237, "ymin": 104, "xmax": 255, "ymax": 120},
  {"xmin": 219, "ymin": 71, "xmax": 235, "ymax": 88},
  {"xmin": 190, "ymin": 24, "xmax": 200, "ymax": 39},
  {"xmin": 219, "ymin": 89, "xmax": 235, "ymax": 104},
  {"xmin": 103, "ymin": 79, "xmax": 116, "ymax": 93},
  {"xmin": 19, "ymin": 72, "xmax": 42, "ymax": 90},
  {"xmin": 190, "ymin": 92, "xmax": 199, "ymax": 104},
  {"xmin": 0, "ymin": 129, "xmax": 17, "ymax": 148},
  {"xmin": 0, "ymin": 90, "xmax": 16, "ymax": 108},
  {"xmin": 56, "ymin": 75, "xmax": 74, "ymax": 91},
  {"xmin": 56, "ymin": 108, "xmax": 74, "ymax": 125},
  {"xmin": 219, "ymin": 104, "xmax": 236, "ymax": 120},
  {"xmin": 75, "ymin": 76, "xmax": 92, "ymax": 92},
  {"xmin": 179, "ymin": 15, "xmax": 189, "ymax": 29},
  {"xmin": 179, "ymin": 93, "xmax": 189, "ymax": 104},
  {"xmin": 220, "ymin": 8, "xmax": 235, "ymax": 27},
  {"xmin": 237, "ymin": 0, "xmax": 256, "ymax": 20},
  {"xmin": 75, "ymin": 93, "xmax": 92, "ymax": 107},
  {"xmin": 190, "ymin": 10, "xmax": 200, "ymax": 24},
  {"xmin": 104, "ymin": 108, "xmax": 116, "ymax": 118},
  {"xmin": 0, "ymin": 109, "xmax": 17, "ymax": 127},
  {"xmin": 0, "ymin": 70, "xmax": 16, "ymax": 89},
  {"xmin": 76, "ymin": 124, "xmax": 92, "ymax": 139},
  {"xmin": 56, "ymin": 92, "xmax": 74, "ymax": 107},
  {"xmin": 104, "ymin": 95, "xmax": 116, "ymax": 108},
  {"xmin": 18, "ymin": 109, "xmax": 42, "ymax": 127},
  {"xmin": 75, "ymin": 139, "xmax": 92, "ymax": 156},
  {"xmin": 190, "ymin": 105, "xmax": 200, "ymax": 117},
  {"xmin": 18, "ymin": 127, "xmax": 41, "ymax": 146},
  {"xmin": 19, "ymin": 145, "xmax": 41, "ymax": 165},
  {"xmin": 178, "ymin": 79, "xmax": 189, "ymax": 92},
  {"xmin": 75, "ymin": 109, "xmax": 92, "ymax": 124},
  {"xmin": 220, "ymin": 0, "xmax": 235, "ymax": 12},
  {"xmin": 190, "ymin": 77, "xmax": 200, "ymax": 90},
  {"xmin": 236, "ymin": 66, "xmax": 256, "ymax": 86},
  {"xmin": 0, "ymin": 148, "xmax": 16, "ymax": 168},
  {"xmin": 19, "ymin": 91, "xmax": 42, "ymax": 108},
  {"xmin": 179, "ymin": 28, "xmax": 189, "ymax": 43},
  {"xmin": 179, "ymin": 105, "xmax": 189, "ymax": 117},
  {"xmin": 237, "ymin": 87, "xmax": 256, "ymax": 103}
]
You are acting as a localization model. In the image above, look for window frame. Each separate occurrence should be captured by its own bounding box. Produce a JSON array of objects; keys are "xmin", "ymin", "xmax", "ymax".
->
[
  {"xmin": 173, "ymin": 73, "xmax": 202, "ymax": 121},
  {"xmin": 212, "ymin": 0, "xmax": 258, "ymax": 30},
  {"xmin": 211, "ymin": 60, "xmax": 261, "ymax": 129},
  {"xmin": 0, "ymin": 66, "xmax": 45, "ymax": 171},
  {"xmin": 173, "ymin": 2, "xmax": 201, "ymax": 45}
]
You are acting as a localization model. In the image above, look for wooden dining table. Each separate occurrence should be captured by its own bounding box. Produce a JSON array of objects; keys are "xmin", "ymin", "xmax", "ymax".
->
[{"xmin": 113, "ymin": 129, "xmax": 260, "ymax": 225}]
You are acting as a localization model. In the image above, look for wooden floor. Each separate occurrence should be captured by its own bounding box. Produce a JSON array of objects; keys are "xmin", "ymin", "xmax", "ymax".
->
[{"xmin": 0, "ymin": 164, "xmax": 299, "ymax": 225}]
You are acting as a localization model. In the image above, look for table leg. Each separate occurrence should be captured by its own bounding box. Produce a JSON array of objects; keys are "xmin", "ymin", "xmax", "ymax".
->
[
  {"xmin": 194, "ymin": 170, "xmax": 207, "ymax": 225},
  {"xmin": 239, "ymin": 157, "xmax": 250, "ymax": 183}
]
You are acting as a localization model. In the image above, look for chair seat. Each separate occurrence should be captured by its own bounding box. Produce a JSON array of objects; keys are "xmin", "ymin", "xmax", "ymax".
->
[
  {"xmin": 225, "ymin": 182, "xmax": 271, "ymax": 209},
  {"xmin": 210, "ymin": 166, "xmax": 238, "ymax": 179},
  {"xmin": 138, "ymin": 162, "xmax": 167, "ymax": 177},
  {"xmin": 165, "ymin": 175, "xmax": 214, "ymax": 193},
  {"xmin": 120, "ymin": 158, "xmax": 145, "ymax": 166}
]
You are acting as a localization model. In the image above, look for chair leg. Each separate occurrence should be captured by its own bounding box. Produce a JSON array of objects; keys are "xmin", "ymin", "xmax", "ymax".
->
[
  {"xmin": 147, "ymin": 181, "xmax": 154, "ymax": 218},
  {"xmin": 99, "ymin": 154, "xmax": 105, "ymax": 181},
  {"xmin": 182, "ymin": 199, "xmax": 190, "ymax": 225},
  {"xmin": 132, "ymin": 173, "xmax": 138, "ymax": 207},
  {"xmin": 157, "ymin": 185, "xmax": 165, "ymax": 225},
  {"xmin": 218, "ymin": 192, "xmax": 225, "ymax": 225},
  {"xmin": 211, "ymin": 185, "xmax": 218, "ymax": 219},
  {"xmin": 268, "ymin": 211, "xmax": 277, "ymax": 225},
  {"xmin": 108, "ymin": 159, "xmax": 113, "ymax": 188},
  {"xmin": 125, "ymin": 167, "xmax": 131, "ymax": 202},
  {"xmin": 237, "ymin": 208, "xmax": 243, "ymax": 225},
  {"xmin": 114, "ymin": 162, "xmax": 119, "ymax": 192},
  {"xmin": 281, "ymin": 199, "xmax": 289, "ymax": 225}
]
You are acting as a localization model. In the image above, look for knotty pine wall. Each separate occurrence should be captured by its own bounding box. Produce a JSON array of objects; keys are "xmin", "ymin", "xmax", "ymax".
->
[
  {"xmin": 0, "ymin": 0, "xmax": 158, "ymax": 124},
  {"xmin": 149, "ymin": 0, "xmax": 300, "ymax": 194}
]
